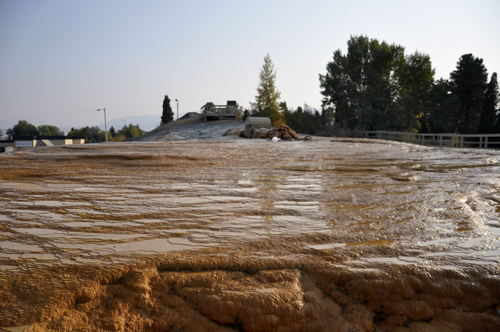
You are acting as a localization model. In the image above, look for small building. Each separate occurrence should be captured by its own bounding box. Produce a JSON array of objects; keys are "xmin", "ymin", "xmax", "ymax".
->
[
  {"xmin": 0, "ymin": 135, "xmax": 84, "ymax": 153},
  {"xmin": 13, "ymin": 135, "xmax": 38, "ymax": 148},
  {"xmin": 0, "ymin": 140, "xmax": 15, "ymax": 153},
  {"xmin": 201, "ymin": 101, "xmax": 239, "ymax": 122}
]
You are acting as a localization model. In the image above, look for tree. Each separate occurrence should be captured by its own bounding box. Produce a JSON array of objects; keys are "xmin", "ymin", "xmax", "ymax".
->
[
  {"xmin": 242, "ymin": 109, "xmax": 251, "ymax": 122},
  {"xmin": 449, "ymin": 54, "xmax": 488, "ymax": 134},
  {"xmin": 109, "ymin": 126, "xmax": 117, "ymax": 138},
  {"xmin": 284, "ymin": 104, "xmax": 321, "ymax": 135},
  {"xmin": 0, "ymin": 129, "xmax": 3, "ymax": 137},
  {"xmin": 250, "ymin": 54, "xmax": 282, "ymax": 126},
  {"xmin": 319, "ymin": 35, "xmax": 435, "ymax": 133},
  {"xmin": 427, "ymin": 79, "xmax": 460, "ymax": 133},
  {"xmin": 99, "ymin": 130, "xmax": 113, "ymax": 142},
  {"xmin": 395, "ymin": 52, "xmax": 435, "ymax": 132},
  {"xmin": 68, "ymin": 127, "xmax": 92, "ymax": 143},
  {"xmin": 6, "ymin": 120, "xmax": 39, "ymax": 136},
  {"xmin": 117, "ymin": 123, "xmax": 144, "ymax": 139},
  {"xmin": 37, "ymin": 124, "xmax": 63, "ymax": 136},
  {"xmin": 90, "ymin": 126, "xmax": 103, "ymax": 143},
  {"xmin": 478, "ymin": 73, "xmax": 499, "ymax": 133},
  {"xmin": 128, "ymin": 124, "xmax": 143, "ymax": 138},
  {"xmin": 161, "ymin": 95, "xmax": 174, "ymax": 124}
]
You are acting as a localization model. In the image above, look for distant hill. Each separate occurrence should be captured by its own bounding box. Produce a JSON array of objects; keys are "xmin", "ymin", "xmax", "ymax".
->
[{"xmin": 95, "ymin": 114, "xmax": 161, "ymax": 132}]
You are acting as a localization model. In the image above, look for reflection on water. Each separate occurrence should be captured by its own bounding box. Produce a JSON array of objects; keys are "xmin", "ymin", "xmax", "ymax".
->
[{"xmin": 0, "ymin": 141, "xmax": 499, "ymax": 272}]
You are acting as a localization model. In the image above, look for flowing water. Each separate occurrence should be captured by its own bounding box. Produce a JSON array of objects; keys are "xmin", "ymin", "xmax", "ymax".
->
[{"xmin": 0, "ymin": 139, "xmax": 499, "ymax": 331}]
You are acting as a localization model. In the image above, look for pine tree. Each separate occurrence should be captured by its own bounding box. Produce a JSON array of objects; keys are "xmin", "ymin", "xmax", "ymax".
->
[
  {"xmin": 161, "ymin": 95, "xmax": 174, "ymax": 125},
  {"xmin": 109, "ymin": 126, "xmax": 117, "ymax": 138},
  {"xmin": 449, "ymin": 54, "xmax": 488, "ymax": 134},
  {"xmin": 250, "ymin": 54, "xmax": 282, "ymax": 126},
  {"xmin": 478, "ymin": 73, "xmax": 499, "ymax": 133}
]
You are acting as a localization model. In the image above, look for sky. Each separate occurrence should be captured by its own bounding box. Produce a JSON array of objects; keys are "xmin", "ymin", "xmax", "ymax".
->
[{"xmin": 1, "ymin": 0, "xmax": 499, "ymax": 132}]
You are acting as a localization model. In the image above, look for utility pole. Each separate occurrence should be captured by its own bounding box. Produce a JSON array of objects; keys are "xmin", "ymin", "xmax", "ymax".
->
[{"xmin": 97, "ymin": 108, "xmax": 108, "ymax": 143}]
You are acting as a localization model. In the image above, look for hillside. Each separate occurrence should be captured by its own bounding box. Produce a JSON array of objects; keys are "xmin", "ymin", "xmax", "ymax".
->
[{"xmin": 133, "ymin": 116, "xmax": 245, "ymax": 141}]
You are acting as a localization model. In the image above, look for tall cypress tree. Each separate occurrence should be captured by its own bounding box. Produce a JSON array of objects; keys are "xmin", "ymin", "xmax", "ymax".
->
[
  {"xmin": 478, "ymin": 73, "xmax": 499, "ymax": 133},
  {"xmin": 161, "ymin": 95, "xmax": 174, "ymax": 125},
  {"xmin": 449, "ymin": 54, "xmax": 488, "ymax": 134}
]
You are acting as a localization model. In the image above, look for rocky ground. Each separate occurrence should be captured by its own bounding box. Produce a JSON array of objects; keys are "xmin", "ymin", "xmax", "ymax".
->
[
  {"xmin": 133, "ymin": 117, "xmax": 246, "ymax": 142},
  {"xmin": 1, "ymin": 121, "xmax": 500, "ymax": 331}
]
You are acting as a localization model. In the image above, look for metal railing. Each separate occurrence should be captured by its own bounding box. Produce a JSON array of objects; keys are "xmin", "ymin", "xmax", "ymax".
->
[
  {"xmin": 365, "ymin": 131, "xmax": 500, "ymax": 149},
  {"xmin": 203, "ymin": 105, "xmax": 238, "ymax": 115}
]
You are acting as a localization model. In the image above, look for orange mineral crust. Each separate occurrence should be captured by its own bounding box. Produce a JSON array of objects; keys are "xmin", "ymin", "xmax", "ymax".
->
[{"xmin": 1, "ymin": 139, "xmax": 499, "ymax": 331}]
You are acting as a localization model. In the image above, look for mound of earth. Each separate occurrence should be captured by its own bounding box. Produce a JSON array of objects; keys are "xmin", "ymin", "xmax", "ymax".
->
[
  {"xmin": 179, "ymin": 112, "xmax": 201, "ymax": 120},
  {"xmin": 133, "ymin": 117, "xmax": 246, "ymax": 142}
]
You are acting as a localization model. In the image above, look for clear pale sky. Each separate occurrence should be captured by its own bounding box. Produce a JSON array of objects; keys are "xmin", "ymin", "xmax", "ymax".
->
[{"xmin": 1, "ymin": 0, "xmax": 499, "ymax": 130}]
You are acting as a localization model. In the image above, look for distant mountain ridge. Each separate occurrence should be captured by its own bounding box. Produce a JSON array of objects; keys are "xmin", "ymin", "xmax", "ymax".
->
[{"xmin": 94, "ymin": 114, "xmax": 161, "ymax": 132}]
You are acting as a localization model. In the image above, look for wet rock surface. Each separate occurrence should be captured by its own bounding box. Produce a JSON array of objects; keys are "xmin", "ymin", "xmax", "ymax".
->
[{"xmin": 1, "ymin": 139, "xmax": 500, "ymax": 331}]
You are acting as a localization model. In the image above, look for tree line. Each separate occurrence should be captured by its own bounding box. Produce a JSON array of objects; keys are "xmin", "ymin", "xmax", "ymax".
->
[
  {"xmin": 248, "ymin": 36, "xmax": 499, "ymax": 136},
  {"xmin": 4, "ymin": 120, "xmax": 143, "ymax": 143}
]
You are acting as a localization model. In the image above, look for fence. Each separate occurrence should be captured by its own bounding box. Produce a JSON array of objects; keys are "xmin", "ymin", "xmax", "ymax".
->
[{"xmin": 365, "ymin": 131, "xmax": 500, "ymax": 149}]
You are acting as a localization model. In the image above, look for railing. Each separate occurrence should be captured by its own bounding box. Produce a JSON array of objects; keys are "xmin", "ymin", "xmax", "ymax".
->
[
  {"xmin": 365, "ymin": 131, "xmax": 500, "ymax": 149},
  {"xmin": 204, "ymin": 105, "xmax": 238, "ymax": 115}
]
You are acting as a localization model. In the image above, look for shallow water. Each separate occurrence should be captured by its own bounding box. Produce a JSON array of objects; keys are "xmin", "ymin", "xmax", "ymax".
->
[{"xmin": 1, "ymin": 139, "xmax": 499, "ymax": 331}]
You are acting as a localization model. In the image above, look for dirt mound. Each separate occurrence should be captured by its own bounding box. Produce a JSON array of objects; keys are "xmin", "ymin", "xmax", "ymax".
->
[
  {"xmin": 179, "ymin": 112, "xmax": 201, "ymax": 120},
  {"xmin": 134, "ymin": 117, "xmax": 245, "ymax": 142}
]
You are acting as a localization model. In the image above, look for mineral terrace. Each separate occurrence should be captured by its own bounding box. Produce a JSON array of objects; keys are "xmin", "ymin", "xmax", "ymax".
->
[{"xmin": 1, "ymin": 136, "xmax": 500, "ymax": 331}]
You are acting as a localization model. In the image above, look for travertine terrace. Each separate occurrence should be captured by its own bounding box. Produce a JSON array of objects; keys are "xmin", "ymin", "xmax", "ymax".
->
[{"xmin": 1, "ymin": 137, "xmax": 500, "ymax": 331}]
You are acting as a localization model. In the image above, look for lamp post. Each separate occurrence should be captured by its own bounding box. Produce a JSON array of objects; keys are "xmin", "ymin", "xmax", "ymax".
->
[
  {"xmin": 175, "ymin": 99, "xmax": 179, "ymax": 120},
  {"xmin": 97, "ymin": 108, "xmax": 108, "ymax": 143}
]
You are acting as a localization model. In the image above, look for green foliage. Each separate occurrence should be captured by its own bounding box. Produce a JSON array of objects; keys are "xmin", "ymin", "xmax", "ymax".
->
[
  {"xmin": 117, "ymin": 123, "xmax": 144, "ymax": 139},
  {"xmin": 319, "ymin": 35, "xmax": 435, "ymax": 132},
  {"xmin": 242, "ymin": 110, "xmax": 251, "ymax": 121},
  {"xmin": 67, "ymin": 127, "xmax": 93, "ymax": 143},
  {"xmin": 0, "ymin": 129, "xmax": 3, "ymax": 137},
  {"xmin": 283, "ymin": 104, "xmax": 334, "ymax": 136},
  {"xmin": 7, "ymin": 120, "xmax": 39, "ymax": 136},
  {"xmin": 250, "ymin": 54, "xmax": 283, "ymax": 126},
  {"xmin": 395, "ymin": 52, "xmax": 435, "ymax": 132},
  {"xmin": 237, "ymin": 105, "xmax": 244, "ymax": 120},
  {"xmin": 68, "ymin": 126, "xmax": 106, "ymax": 143},
  {"xmin": 37, "ymin": 124, "xmax": 63, "ymax": 136},
  {"xmin": 478, "ymin": 73, "xmax": 499, "ymax": 134},
  {"xmin": 449, "ymin": 54, "xmax": 488, "ymax": 134},
  {"xmin": 427, "ymin": 79, "xmax": 460, "ymax": 133},
  {"xmin": 283, "ymin": 105, "xmax": 318, "ymax": 135},
  {"xmin": 161, "ymin": 95, "xmax": 174, "ymax": 124},
  {"xmin": 68, "ymin": 124, "xmax": 142, "ymax": 143},
  {"xmin": 89, "ymin": 126, "xmax": 102, "ymax": 142},
  {"xmin": 109, "ymin": 126, "xmax": 117, "ymax": 138}
]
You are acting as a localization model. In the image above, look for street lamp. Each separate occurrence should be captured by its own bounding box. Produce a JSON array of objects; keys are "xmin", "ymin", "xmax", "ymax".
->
[
  {"xmin": 175, "ymin": 99, "xmax": 179, "ymax": 120},
  {"xmin": 97, "ymin": 108, "xmax": 108, "ymax": 143}
]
